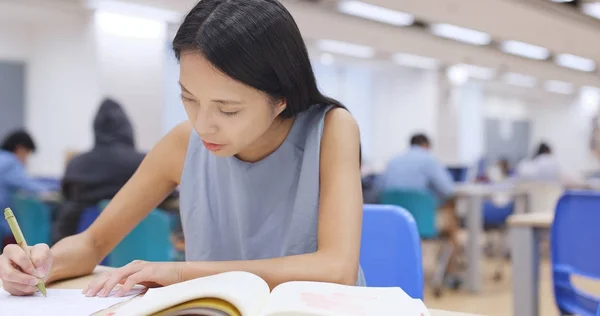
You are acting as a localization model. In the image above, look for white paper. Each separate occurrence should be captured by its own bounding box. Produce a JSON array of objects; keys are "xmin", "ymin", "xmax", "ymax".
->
[{"xmin": 0, "ymin": 288, "xmax": 142, "ymax": 316}]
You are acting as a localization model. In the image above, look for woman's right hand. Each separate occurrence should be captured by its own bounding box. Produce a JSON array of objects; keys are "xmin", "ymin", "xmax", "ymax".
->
[{"xmin": 0, "ymin": 243, "xmax": 53, "ymax": 296}]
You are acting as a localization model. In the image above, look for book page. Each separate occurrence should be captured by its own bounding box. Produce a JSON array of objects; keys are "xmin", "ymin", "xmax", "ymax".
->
[
  {"xmin": 260, "ymin": 281, "xmax": 430, "ymax": 316},
  {"xmin": 115, "ymin": 271, "xmax": 271, "ymax": 316},
  {"xmin": 0, "ymin": 288, "xmax": 142, "ymax": 316}
]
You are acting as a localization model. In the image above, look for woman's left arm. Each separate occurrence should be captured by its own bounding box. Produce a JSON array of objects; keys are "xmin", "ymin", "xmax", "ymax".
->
[{"xmin": 93, "ymin": 108, "xmax": 363, "ymax": 295}]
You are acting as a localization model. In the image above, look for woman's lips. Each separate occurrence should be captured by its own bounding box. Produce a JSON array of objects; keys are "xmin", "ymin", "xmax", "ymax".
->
[{"xmin": 202, "ymin": 141, "xmax": 224, "ymax": 152}]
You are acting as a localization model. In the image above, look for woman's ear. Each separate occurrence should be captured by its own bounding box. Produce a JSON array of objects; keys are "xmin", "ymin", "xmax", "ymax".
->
[{"xmin": 273, "ymin": 99, "xmax": 287, "ymax": 117}]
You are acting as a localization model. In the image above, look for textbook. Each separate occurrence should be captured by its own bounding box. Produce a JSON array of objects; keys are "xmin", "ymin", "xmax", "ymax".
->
[{"xmin": 114, "ymin": 271, "xmax": 430, "ymax": 316}]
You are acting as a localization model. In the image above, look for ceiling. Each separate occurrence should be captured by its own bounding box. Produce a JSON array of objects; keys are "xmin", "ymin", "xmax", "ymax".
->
[{"xmin": 1, "ymin": 0, "xmax": 599, "ymax": 92}]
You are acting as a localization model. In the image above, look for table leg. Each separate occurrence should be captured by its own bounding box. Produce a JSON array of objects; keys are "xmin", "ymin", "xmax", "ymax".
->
[
  {"xmin": 466, "ymin": 195, "xmax": 483, "ymax": 293},
  {"xmin": 511, "ymin": 226, "xmax": 540, "ymax": 316}
]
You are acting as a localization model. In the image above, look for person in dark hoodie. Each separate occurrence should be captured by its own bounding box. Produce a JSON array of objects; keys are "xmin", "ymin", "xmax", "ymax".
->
[{"xmin": 51, "ymin": 98, "xmax": 146, "ymax": 244}]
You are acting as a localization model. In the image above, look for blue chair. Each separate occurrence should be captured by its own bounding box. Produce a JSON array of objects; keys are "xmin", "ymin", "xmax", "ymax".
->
[
  {"xmin": 481, "ymin": 199, "xmax": 514, "ymax": 282},
  {"xmin": 360, "ymin": 204, "xmax": 423, "ymax": 299},
  {"xmin": 10, "ymin": 194, "xmax": 51, "ymax": 245},
  {"xmin": 447, "ymin": 166, "xmax": 468, "ymax": 183},
  {"xmin": 551, "ymin": 191, "xmax": 600, "ymax": 316},
  {"xmin": 379, "ymin": 190, "xmax": 437, "ymax": 238},
  {"xmin": 98, "ymin": 200, "xmax": 173, "ymax": 267},
  {"xmin": 76, "ymin": 206, "xmax": 110, "ymax": 265},
  {"xmin": 597, "ymin": 305, "xmax": 600, "ymax": 316},
  {"xmin": 76, "ymin": 206, "xmax": 101, "ymax": 233},
  {"xmin": 379, "ymin": 190, "xmax": 458, "ymax": 297}
]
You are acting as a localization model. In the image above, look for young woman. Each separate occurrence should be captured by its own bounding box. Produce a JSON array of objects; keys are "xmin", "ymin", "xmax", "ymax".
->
[{"xmin": 0, "ymin": 0, "xmax": 365, "ymax": 296}]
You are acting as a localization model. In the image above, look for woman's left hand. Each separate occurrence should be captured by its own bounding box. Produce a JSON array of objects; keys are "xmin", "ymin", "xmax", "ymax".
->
[{"xmin": 83, "ymin": 260, "xmax": 184, "ymax": 297}]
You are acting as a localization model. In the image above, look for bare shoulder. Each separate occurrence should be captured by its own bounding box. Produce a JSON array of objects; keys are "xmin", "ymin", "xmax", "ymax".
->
[
  {"xmin": 168, "ymin": 121, "xmax": 194, "ymax": 148},
  {"xmin": 149, "ymin": 121, "xmax": 194, "ymax": 184},
  {"xmin": 322, "ymin": 107, "xmax": 360, "ymax": 142}
]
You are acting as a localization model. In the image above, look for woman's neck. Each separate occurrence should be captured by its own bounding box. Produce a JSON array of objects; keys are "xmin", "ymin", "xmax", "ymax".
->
[{"xmin": 235, "ymin": 117, "xmax": 295, "ymax": 163}]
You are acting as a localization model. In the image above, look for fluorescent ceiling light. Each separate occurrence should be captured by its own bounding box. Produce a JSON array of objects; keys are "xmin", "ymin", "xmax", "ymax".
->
[
  {"xmin": 320, "ymin": 53, "xmax": 334, "ymax": 65},
  {"xmin": 544, "ymin": 80, "xmax": 573, "ymax": 95},
  {"xmin": 582, "ymin": 2, "xmax": 600, "ymax": 20},
  {"xmin": 555, "ymin": 53, "xmax": 596, "ymax": 72},
  {"xmin": 504, "ymin": 72, "xmax": 537, "ymax": 88},
  {"xmin": 447, "ymin": 65, "xmax": 468, "ymax": 85},
  {"xmin": 461, "ymin": 64, "xmax": 496, "ymax": 80},
  {"xmin": 500, "ymin": 40, "xmax": 550, "ymax": 60},
  {"xmin": 338, "ymin": 1, "xmax": 414, "ymax": 26},
  {"xmin": 392, "ymin": 53, "xmax": 439, "ymax": 70},
  {"xmin": 316, "ymin": 39, "xmax": 375, "ymax": 58},
  {"xmin": 430, "ymin": 23, "xmax": 491, "ymax": 46},
  {"xmin": 580, "ymin": 86, "xmax": 600, "ymax": 113}
]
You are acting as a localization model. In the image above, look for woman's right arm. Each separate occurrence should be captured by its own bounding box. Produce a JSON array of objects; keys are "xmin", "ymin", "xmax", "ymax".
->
[
  {"xmin": 0, "ymin": 122, "xmax": 193, "ymax": 294},
  {"xmin": 47, "ymin": 122, "xmax": 193, "ymax": 283}
]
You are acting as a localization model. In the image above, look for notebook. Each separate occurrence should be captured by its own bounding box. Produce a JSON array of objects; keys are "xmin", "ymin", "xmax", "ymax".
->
[
  {"xmin": 0, "ymin": 287, "xmax": 143, "ymax": 316},
  {"xmin": 114, "ymin": 271, "xmax": 430, "ymax": 316}
]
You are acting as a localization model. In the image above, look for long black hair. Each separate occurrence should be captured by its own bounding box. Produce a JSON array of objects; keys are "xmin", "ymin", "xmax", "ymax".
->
[{"xmin": 172, "ymin": 0, "xmax": 344, "ymax": 118}]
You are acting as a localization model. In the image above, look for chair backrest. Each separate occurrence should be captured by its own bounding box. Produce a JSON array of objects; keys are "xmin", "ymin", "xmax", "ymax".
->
[
  {"xmin": 551, "ymin": 191, "xmax": 600, "ymax": 315},
  {"xmin": 98, "ymin": 200, "xmax": 173, "ymax": 267},
  {"xmin": 76, "ymin": 206, "xmax": 101, "ymax": 234},
  {"xmin": 10, "ymin": 194, "xmax": 51, "ymax": 245},
  {"xmin": 447, "ymin": 166, "xmax": 468, "ymax": 183},
  {"xmin": 379, "ymin": 190, "xmax": 437, "ymax": 239},
  {"xmin": 360, "ymin": 204, "xmax": 424, "ymax": 299},
  {"xmin": 519, "ymin": 181, "xmax": 564, "ymax": 213}
]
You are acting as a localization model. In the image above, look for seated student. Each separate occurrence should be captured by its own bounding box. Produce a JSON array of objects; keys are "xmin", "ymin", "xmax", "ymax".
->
[
  {"xmin": 51, "ymin": 98, "xmax": 146, "ymax": 245},
  {"xmin": 0, "ymin": 0, "xmax": 364, "ymax": 297},
  {"xmin": 380, "ymin": 133, "xmax": 455, "ymax": 202},
  {"xmin": 0, "ymin": 130, "xmax": 48, "ymax": 241}
]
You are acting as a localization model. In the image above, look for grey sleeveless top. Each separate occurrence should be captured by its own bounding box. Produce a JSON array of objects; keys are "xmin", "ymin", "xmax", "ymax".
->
[{"xmin": 179, "ymin": 104, "xmax": 366, "ymax": 286}]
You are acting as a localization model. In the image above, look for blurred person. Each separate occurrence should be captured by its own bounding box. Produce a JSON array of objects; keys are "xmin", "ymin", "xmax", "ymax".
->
[
  {"xmin": 0, "ymin": 130, "xmax": 48, "ymax": 241},
  {"xmin": 0, "ymin": 0, "xmax": 364, "ymax": 297},
  {"xmin": 380, "ymin": 133, "xmax": 455, "ymax": 202},
  {"xmin": 516, "ymin": 142, "xmax": 564, "ymax": 182},
  {"xmin": 380, "ymin": 134, "xmax": 462, "ymax": 288},
  {"xmin": 51, "ymin": 98, "xmax": 146, "ymax": 244},
  {"xmin": 487, "ymin": 157, "xmax": 512, "ymax": 183}
]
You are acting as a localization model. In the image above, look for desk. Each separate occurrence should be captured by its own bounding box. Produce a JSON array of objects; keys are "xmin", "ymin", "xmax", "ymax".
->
[
  {"xmin": 1, "ymin": 266, "xmax": 481, "ymax": 316},
  {"xmin": 455, "ymin": 183, "xmax": 529, "ymax": 293},
  {"xmin": 508, "ymin": 212, "xmax": 553, "ymax": 316}
]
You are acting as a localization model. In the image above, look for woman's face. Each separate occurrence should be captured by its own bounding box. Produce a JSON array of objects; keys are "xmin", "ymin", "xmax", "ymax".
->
[{"xmin": 178, "ymin": 52, "xmax": 285, "ymax": 157}]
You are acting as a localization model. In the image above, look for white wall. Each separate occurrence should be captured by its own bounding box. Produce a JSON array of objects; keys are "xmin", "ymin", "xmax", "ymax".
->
[
  {"xmin": 529, "ymin": 99, "xmax": 599, "ymax": 175},
  {"xmin": 0, "ymin": 9, "xmax": 170, "ymax": 177},
  {"xmin": 371, "ymin": 67, "xmax": 439, "ymax": 171},
  {"xmin": 94, "ymin": 11, "xmax": 167, "ymax": 151},
  {"xmin": 0, "ymin": 22, "xmax": 32, "ymax": 62}
]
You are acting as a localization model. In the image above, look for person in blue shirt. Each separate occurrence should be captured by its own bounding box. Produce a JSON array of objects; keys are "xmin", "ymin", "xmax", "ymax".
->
[
  {"xmin": 380, "ymin": 133, "xmax": 455, "ymax": 202},
  {"xmin": 0, "ymin": 130, "xmax": 48, "ymax": 239}
]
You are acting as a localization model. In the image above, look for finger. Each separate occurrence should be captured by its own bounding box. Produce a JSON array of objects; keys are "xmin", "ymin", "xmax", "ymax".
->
[
  {"xmin": 0, "ymin": 257, "xmax": 39, "ymax": 286},
  {"xmin": 4, "ymin": 282, "xmax": 39, "ymax": 295},
  {"xmin": 84, "ymin": 272, "xmax": 111, "ymax": 297},
  {"xmin": 29, "ymin": 244, "xmax": 51, "ymax": 278},
  {"xmin": 90, "ymin": 261, "xmax": 143, "ymax": 297},
  {"xmin": 3, "ymin": 245, "xmax": 37, "ymax": 277},
  {"xmin": 118, "ymin": 270, "xmax": 151, "ymax": 296}
]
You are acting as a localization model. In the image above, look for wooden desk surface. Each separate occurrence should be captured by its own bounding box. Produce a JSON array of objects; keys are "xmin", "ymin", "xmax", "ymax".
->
[
  {"xmin": 507, "ymin": 212, "xmax": 553, "ymax": 228},
  {"xmin": 455, "ymin": 183, "xmax": 525, "ymax": 197},
  {"xmin": 1, "ymin": 266, "xmax": 481, "ymax": 316}
]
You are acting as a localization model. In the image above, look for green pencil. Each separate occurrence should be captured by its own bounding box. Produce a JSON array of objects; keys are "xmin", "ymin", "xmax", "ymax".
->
[{"xmin": 4, "ymin": 208, "xmax": 47, "ymax": 297}]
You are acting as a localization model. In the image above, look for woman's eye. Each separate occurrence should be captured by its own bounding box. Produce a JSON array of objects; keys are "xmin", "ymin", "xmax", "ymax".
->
[
  {"xmin": 221, "ymin": 111, "xmax": 239, "ymax": 117},
  {"xmin": 180, "ymin": 94, "xmax": 196, "ymax": 103}
]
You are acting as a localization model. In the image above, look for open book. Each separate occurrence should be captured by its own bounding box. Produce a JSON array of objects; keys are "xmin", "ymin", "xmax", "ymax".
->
[{"xmin": 114, "ymin": 271, "xmax": 430, "ymax": 316}]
